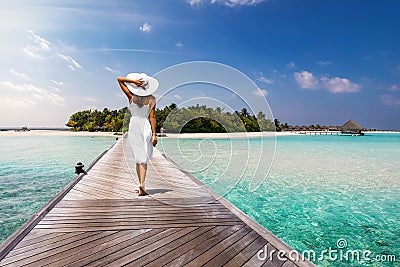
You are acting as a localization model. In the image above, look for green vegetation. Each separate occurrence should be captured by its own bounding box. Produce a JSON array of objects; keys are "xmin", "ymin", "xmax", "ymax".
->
[
  {"xmin": 66, "ymin": 108, "xmax": 129, "ymax": 132},
  {"xmin": 66, "ymin": 104, "xmax": 278, "ymax": 133}
]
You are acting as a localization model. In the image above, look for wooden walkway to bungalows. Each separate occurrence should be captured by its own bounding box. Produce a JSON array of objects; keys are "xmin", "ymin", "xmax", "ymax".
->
[{"xmin": 0, "ymin": 138, "xmax": 316, "ymax": 267}]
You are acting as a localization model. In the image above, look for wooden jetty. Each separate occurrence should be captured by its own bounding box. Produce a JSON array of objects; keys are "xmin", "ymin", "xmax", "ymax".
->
[
  {"xmin": 0, "ymin": 138, "xmax": 316, "ymax": 267},
  {"xmin": 293, "ymin": 131, "xmax": 341, "ymax": 135}
]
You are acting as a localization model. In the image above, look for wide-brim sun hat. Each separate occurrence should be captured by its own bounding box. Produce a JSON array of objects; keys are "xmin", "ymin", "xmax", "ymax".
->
[{"xmin": 126, "ymin": 72, "xmax": 159, "ymax": 96}]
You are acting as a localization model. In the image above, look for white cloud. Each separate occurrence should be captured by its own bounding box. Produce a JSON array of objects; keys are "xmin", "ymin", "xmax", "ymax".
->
[
  {"xmin": 187, "ymin": 0, "xmax": 203, "ymax": 6},
  {"xmin": 257, "ymin": 76, "xmax": 273, "ymax": 84},
  {"xmin": 175, "ymin": 41, "xmax": 183, "ymax": 47},
  {"xmin": 211, "ymin": 0, "xmax": 266, "ymax": 7},
  {"xmin": 10, "ymin": 69, "xmax": 30, "ymax": 81},
  {"xmin": 23, "ymin": 30, "xmax": 51, "ymax": 60},
  {"xmin": 294, "ymin": 71, "xmax": 362, "ymax": 93},
  {"xmin": 321, "ymin": 77, "xmax": 361, "ymax": 94},
  {"xmin": 23, "ymin": 46, "xmax": 44, "ymax": 60},
  {"xmin": 389, "ymin": 85, "xmax": 399, "ymax": 91},
  {"xmin": 139, "ymin": 23, "xmax": 152, "ymax": 33},
  {"xmin": 188, "ymin": 0, "xmax": 265, "ymax": 7},
  {"xmin": 105, "ymin": 67, "xmax": 119, "ymax": 73},
  {"xmin": 173, "ymin": 94, "xmax": 182, "ymax": 100},
  {"xmin": 85, "ymin": 97, "xmax": 97, "ymax": 102},
  {"xmin": 0, "ymin": 97, "xmax": 36, "ymax": 108},
  {"xmin": 57, "ymin": 53, "xmax": 82, "ymax": 71},
  {"xmin": 0, "ymin": 81, "xmax": 47, "ymax": 94},
  {"xmin": 27, "ymin": 30, "xmax": 51, "ymax": 50},
  {"xmin": 51, "ymin": 80, "xmax": 65, "ymax": 87},
  {"xmin": 286, "ymin": 62, "xmax": 296, "ymax": 69},
  {"xmin": 47, "ymin": 93, "xmax": 65, "ymax": 105},
  {"xmin": 294, "ymin": 71, "xmax": 319, "ymax": 89},
  {"xmin": 253, "ymin": 88, "xmax": 268, "ymax": 96},
  {"xmin": 317, "ymin": 60, "xmax": 332, "ymax": 66},
  {"xmin": 0, "ymin": 81, "xmax": 64, "ymax": 105},
  {"xmin": 381, "ymin": 95, "xmax": 400, "ymax": 106}
]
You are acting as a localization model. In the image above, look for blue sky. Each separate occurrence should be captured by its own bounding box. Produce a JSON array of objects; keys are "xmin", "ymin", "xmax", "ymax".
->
[{"xmin": 1, "ymin": 0, "xmax": 399, "ymax": 129}]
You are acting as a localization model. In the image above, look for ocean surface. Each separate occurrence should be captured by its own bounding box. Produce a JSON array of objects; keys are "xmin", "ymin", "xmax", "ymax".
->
[
  {"xmin": 0, "ymin": 135, "xmax": 116, "ymax": 243},
  {"xmin": 158, "ymin": 133, "xmax": 400, "ymax": 266},
  {"xmin": 0, "ymin": 133, "xmax": 399, "ymax": 266}
]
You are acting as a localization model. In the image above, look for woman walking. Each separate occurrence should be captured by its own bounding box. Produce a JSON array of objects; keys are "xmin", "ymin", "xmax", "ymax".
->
[{"xmin": 118, "ymin": 73, "xmax": 158, "ymax": 196}]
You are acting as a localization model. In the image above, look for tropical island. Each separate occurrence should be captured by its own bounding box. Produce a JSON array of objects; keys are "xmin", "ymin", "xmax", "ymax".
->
[
  {"xmin": 66, "ymin": 104, "xmax": 374, "ymax": 134},
  {"xmin": 66, "ymin": 104, "xmax": 279, "ymax": 133}
]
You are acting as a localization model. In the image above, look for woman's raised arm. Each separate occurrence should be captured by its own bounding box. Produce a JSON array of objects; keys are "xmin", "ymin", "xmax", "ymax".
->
[{"xmin": 117, "ymin": 77, "xmax": 144, "ymax": 102}]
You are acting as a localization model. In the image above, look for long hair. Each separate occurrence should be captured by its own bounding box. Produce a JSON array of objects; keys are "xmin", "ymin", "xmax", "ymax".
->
[{"xmin": 132, "ymin": 94, "xmax": 150, "ymax": 108}]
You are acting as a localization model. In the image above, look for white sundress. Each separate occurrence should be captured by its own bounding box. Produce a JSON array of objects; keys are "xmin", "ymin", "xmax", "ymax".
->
[{"xmin": 128, "ymin": 102, "xmax": 153, "ymax": 164}]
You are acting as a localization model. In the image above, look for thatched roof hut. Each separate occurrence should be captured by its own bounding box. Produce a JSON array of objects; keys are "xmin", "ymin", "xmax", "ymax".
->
[{"xmin": 341, "ymin": 119, "xmax": 364, "ymax": 135}]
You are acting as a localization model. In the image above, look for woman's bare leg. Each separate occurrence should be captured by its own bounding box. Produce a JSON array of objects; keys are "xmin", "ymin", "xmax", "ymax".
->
[
  {"xmin": 135, "ymin": 163, "xmax": 141, "ymax": 184},
  {"xmin": 136, "ymin": 163, "xmax": 147, "ymax": 195},
  {"xmin": 137, "ymin": 163, "xmax": 147, "ymax": 186}
]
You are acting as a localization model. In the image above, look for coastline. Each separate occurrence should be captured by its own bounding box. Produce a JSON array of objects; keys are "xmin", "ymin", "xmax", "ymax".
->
[
  {"xmin": 163, "ymin": 131, "xmax": 295, "ymax": 139},
  {"xmin": 0, "ymin": 130, "xmax": 291, "ymax": 139},
  {"xmin": 162, "ymin": 130, "xmax": 399, "ymax": 139},
  {"xmin": 0, "ymin": 129, "xmax": 397, "ymax": 138},
  {"xmin": 0, "ymin": 130, "xmax": 120, "ymax": 137}
]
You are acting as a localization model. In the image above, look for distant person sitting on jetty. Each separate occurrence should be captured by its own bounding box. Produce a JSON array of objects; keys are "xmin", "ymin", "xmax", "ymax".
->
[{"xmin": 117, "ymin": 73, "xmax": 158, "ymax": 196}]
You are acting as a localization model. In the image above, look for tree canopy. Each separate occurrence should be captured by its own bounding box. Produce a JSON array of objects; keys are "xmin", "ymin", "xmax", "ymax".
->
[{"xmin": 66, "ymin": 104, "xmax": 278, "ymax": 133}]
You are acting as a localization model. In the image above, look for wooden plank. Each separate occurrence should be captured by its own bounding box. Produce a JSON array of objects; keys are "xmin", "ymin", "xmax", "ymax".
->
[
  {"xmin": 42, "ymin": 229, "xmax": 150, "ymax": 266},
  {"xmin": 223, "ymin": 235, "xmax": 268, "ymax": 267},
  {"xmin": 164, "ymin": 224, "xmax": 244, "ymax": 267},
  {"xmin": 84, "ymin": 228, "xmax": 185, "ymax": 267},
  {"xmin": 35, "ymin": 222, "xmax": 243, "ymax": 231},
  {"xmin": 54, "ymin": 198, "xmax": 224, "ymax": 208},
  {"xmin": 184, "ymin": 225, "xmax": 253, "ymax": 267},
  {"xmin": 40, "ymin": 215, "xmax": 237, "ymax": 223},
  {"xmin": 13, "ymin": 229, "xmax": 62, "ymax": 243},
  {"xmin": 61, "ymin": 228, "xmax": 163, "ymax": 266},
  {"xmin": 6, "ymin": 232, "xmax": 83, "ymax": 257},
  {"xmin": 1, "ymin": 231, "xmax": 114, "ymax": 266},
  {"xmin": 123, "ymin": 227, "xmax": 214, "ymax": 266},
  {"xmin": 45, "ymin": 208, "xmax": 233, "ymax": 216},
  {"xmin": 102, "ymin": 227, "xmax": 201, "ymax": 266},
  {"xmin": 144, "ymin": 226, "xmax": 227, "ymax": 267},
  {"xmin": 202, "ymin": 229, "xmax": 261, "ymax": 266},
  {"xmin": 281, "ymin": 260, "xmax": 299, "ymax": 267}
]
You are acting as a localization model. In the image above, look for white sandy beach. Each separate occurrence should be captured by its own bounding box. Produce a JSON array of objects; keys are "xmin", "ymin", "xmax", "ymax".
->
[
  {"xmin": 1, "ymin": 130, "xmax": 396, "ymax": 138},
  {"xmin": 0, "ymin": 130, "xmax": 120, "ymax": 137},
  {"xmin": 0, "ymin": 130, "xmax": 295, "ymax": 138},
  {"xmin": 163, "ymin": 131, "xmax": 295, "ymax": 139},
  {"xmin": 163, "ymin": 130, "xmax": 399, "ymax": 138}
]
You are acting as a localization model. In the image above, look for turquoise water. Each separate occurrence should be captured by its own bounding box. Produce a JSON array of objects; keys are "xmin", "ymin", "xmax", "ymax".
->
[
  {"xmin": 0, "ymin": 135, "xmax": 116, "ymax": 243},
  {"xmin": 1, "ymin": 133, "xmax": 398, "ymax": 266},
  {"xmin": 159, "ymin": 133, "xmax": 400, "ymax": 266}
]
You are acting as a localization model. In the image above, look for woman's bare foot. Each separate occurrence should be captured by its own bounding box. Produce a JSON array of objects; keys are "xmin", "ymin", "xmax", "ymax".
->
[{"xmin": 138, "ymin": 186, "xmax": 146, "ymax": 196}]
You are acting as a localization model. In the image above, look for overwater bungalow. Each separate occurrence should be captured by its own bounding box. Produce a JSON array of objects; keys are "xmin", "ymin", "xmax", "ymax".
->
[{"xmin": 341, "ymin": 119, "xmax": 364, "ymax": 136}]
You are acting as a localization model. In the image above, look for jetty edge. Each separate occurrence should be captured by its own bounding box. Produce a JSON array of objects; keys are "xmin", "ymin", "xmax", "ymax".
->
[{"xmin": 0, "ymin": 138, "xmax": 316, "ymax": 266}]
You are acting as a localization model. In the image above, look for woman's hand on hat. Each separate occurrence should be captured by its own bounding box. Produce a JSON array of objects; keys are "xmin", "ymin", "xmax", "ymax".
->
[{"xmin": 132, "ymin": 79, "xmax": 144, "ymax": 87}]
